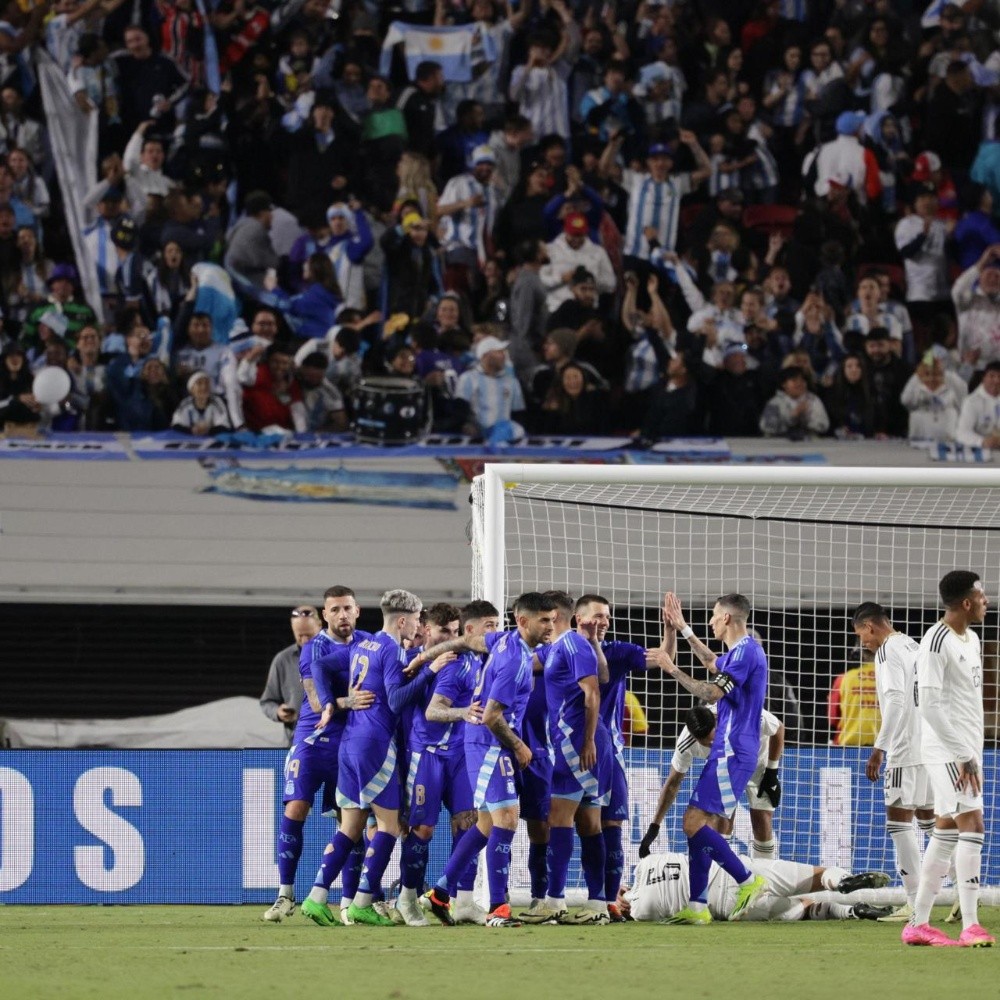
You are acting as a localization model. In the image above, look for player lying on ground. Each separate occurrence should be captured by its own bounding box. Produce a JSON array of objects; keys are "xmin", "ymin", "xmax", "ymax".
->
[{"xmin": 620, "ymin": 853, "xmax": 891, "ymax": 923}]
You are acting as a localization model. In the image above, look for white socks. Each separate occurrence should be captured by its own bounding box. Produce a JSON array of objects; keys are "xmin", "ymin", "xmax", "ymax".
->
[
  {"xmin": 820, "ymin": 866, "xmax": 850, "ymax": 891},
  {"xmin": 913, "ymin": 829, "xmax": 958, "ymax": 926},
  {"xmin": 956, "ymin": 832, "xmax": 985, "ymax": 930},
  {"xmin": 887, "ymin": 821, "xmax": 922, "ymax": 908},
  {"xmin": 307, "ymin": 886, "xmax": 329, "ymax": 905},
  {"xmin": 751, "ymin": 839, "xmax": 776, "ymax": 859}
]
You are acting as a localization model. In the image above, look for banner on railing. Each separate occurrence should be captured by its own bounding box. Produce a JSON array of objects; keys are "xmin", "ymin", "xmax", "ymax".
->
[{"xmin": 2, "ymin": 748, "xmax": 994, "ymax": 903}]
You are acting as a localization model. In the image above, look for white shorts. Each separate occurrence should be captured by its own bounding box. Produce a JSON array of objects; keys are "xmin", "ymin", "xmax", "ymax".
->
[
  {"xmin": 743, "ymin": 763, "xmax": 774, "ymax": 813},
  {"xmin": 710, "ymin": 858, "xmax": 814, "ymax": 920},
  {"xmin": 883, "ymin": 763, "xmax": 932, "ymax": 810},
  {"xmin": 925, "ymin": 761, "xmax": 985, "ymax": 818}
]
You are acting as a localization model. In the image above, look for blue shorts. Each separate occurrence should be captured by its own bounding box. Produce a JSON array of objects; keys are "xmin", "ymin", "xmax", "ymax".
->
[
  {"xmin": 336, "ymin": 737, "xmax": 400, "ymax": 811},
  {"xmin": 283, "ymin": 738, "xmax": 339, "ymax": 817},
  {"xmin": 517, "ymin": 745, "xmax": 552, "ymax": 821},
  {"xmin": 551, "ymin": 729, "xmax": 612, "ymax": 807},
  {"xmin": 466, "ymin": 743, "xmax": 519, "ymax": 812},
  {"xmin": 690, "ymin": 753, "xmax": 757, "ymax": 818},
  {"xmin": 602, "ymin": 752, "xmax": 629, "ymax": 822},
  {"xmin": 406, "ymin": 749, "xmax": 473, "ymax": 826}
]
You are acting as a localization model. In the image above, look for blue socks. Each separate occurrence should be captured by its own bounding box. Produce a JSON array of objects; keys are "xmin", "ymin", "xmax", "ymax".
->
[
  {"xmin": 580, "ymin": 832, "xmax": 606, "ymax": 902},
  {"xmin": 358, "ymin": 830, "xmax": 397, "ymax": 897},
  {"xmin": 687, "ymin": 826, "xmax": 752, "ymax": 904},
  {"xmin": 313, "ymin": 830, "xmax": 357, "ymax": 890},
  {"xmin": 546, "ymin": 826, "xmax": 574, "ymax": 901},
  {"xmin": 276, "ymin": 816, "xmax": 304, "ymax": 888},
  {"xmin": 400, "ymin": 831, "xmax": 431, "ymax": 890},
  {"xmin": 437, "ymin": 826, "xmax": 488, "ymax": 898},
  {"xmin": 528, "ymin": 840, "xmax": 548, "ymax": 900},
  {"xmin": 486, "ymin": 827, "xmax": 516, "ymax": 911},
  {"xmin": 341, "ymin": 838, "xmax": 365, "ymax": 902},
  {"xmin": 603, "ymin": 825, "xmax": 624, "ymax": 902}
]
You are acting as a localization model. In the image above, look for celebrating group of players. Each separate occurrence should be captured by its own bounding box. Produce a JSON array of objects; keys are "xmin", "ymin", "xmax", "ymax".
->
[{"xmin": 263, "ymin": 570, "xmax": 993, "ymax": 945}]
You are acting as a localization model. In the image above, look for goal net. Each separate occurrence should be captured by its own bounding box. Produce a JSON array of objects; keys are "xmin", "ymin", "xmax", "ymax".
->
[{"xmin": 470, "ymin": 465, "xmax": 1000, "ymax": 905}]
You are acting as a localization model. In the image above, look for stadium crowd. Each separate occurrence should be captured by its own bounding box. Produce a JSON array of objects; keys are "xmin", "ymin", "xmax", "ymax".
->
[{"xmin": 2, "ymin": 0, "xmax": 1000, "ymax": 446}]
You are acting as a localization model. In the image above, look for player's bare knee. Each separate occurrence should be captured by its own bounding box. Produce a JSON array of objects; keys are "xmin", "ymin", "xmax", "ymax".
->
[
  {"xmin": 575, "ymin": 807, "xmax": 601, "ymax": 837},
  {"xmin": 491, "ymin": 806, "xmax": 519, "ymax": 830},
  {"xmin": 284, "ymin": 800, "xmax": 310, "ymax": 822},
  {"xmin": 682, "ymin": 808, "xmax": 706, "ymax": 838},
  {"xmin": 956, "ymin": 810, "xmax": 985, "ymax": 835}
]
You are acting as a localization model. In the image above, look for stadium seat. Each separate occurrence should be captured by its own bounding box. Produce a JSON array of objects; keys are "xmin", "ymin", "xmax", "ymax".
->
[{"xmin": 741, "ymin": 204, "xmax": 799, "ymax": 237}]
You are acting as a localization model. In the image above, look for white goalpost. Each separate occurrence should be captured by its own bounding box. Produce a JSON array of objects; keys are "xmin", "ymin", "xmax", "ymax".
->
[{"xmin": 470, "ymin": 464, "xmax": 1000, "ymax": 905}]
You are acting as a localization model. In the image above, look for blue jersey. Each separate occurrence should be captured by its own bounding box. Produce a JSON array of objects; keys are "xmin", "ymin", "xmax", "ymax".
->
[
  {"xmin": 599, "ymin": 640, "xmax": 647, "ymax": 752},
  {"xmin": 523, "ymin": 643, "xmax": 550, "ymax": 750},
  {"xmin": 344, "ymin": 630, "xmax": 409, "ymax": 743},
  {"xmin": 710, "ymin": 635, "xmax": 768, "ymax": 763},
  {"xmin": 544, "ymin": 629, "xmax": 599, "ymax": 747},
  {"xmin": 410, "ymin": 650, "xmax": 480, "ymax": 756},
  {"xmin": 292, "ymin": 629, "xmax": 371, "ymax": 745},
  {"xmin": 465, "ymin": 629, "xmax": 532, "ymax": 748}
]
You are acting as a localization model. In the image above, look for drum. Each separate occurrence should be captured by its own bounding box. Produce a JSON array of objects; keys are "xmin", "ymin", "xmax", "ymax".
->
[{"xmin": 352, "ymin": 377, "xmax": 430, "ymax": 445}]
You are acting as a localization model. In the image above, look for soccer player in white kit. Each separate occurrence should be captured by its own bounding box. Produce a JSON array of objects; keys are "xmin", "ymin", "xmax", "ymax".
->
[
  {"xmin": 852, "ymin": 602, "xmax": 935, "ymax": 923},
  {"xmin": 904, "ymin": 571, "xmax": 995, "ymax": 948},
  {"xmin": 620, "ymin": 854, "xmax": 891, "ymax": 922}
]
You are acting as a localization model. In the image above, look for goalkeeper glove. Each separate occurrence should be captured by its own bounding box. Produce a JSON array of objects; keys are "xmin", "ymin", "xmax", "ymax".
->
[
  {"xmin": 758, "ymin": 767, "xmax": 781, "ymax": 808},
  {"xmin": 638, "ymin": 822, "xmax": 660, "ymax": 858}
]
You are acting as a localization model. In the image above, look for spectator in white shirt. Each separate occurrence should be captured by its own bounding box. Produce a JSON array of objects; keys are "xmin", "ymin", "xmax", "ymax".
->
[
  {"xmin": 955, "ymin": 361, "xmax": 1000, "ymax": 448},
  {"xmin": 894, "ymin": 182, "xmax": 952, "ymax": 336},
  {"xmin": 171, "ymin": 370, "xmax": 233, "ymax": 435},
  {"xmin": 760, "ymin": 365, "xmax": 830, "ymax": 438},
  {"xmin": 952, "ymin": 245, "xmax": 1000, "ymax": 376},
  {"xmin": 804, "ymin": 110, "xmax": 878, "ymax": 205},
  {"xmin": 900, "ymin": 353, "xmax": 967, "ymax": 442},
  {"xmin": 509, "ymin": 31, "xmax": 572, "ymax": 141},
  {"xmin": 437, "ymin": 144, "xmax": 498, "ymax": 289},
  {"xmin": 456, "ymin": 334, "xmax": 526, "ymax": 442},
  {"xmin": 540, "ymin": 212, "xmax": 616, "ymax": 312},
  {"xmin": 122, "ymin": 121, "xmax": 175, "ymax": 200}
]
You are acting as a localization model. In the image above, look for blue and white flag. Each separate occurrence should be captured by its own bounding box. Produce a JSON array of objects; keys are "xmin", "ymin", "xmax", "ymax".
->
[
  {"xmin": 191, "ymin": 263, "xmax": 238, "ymax": 344},
  {"xmin": 380, "ymin": 21, "xmax": 497, "ymax": 83}
]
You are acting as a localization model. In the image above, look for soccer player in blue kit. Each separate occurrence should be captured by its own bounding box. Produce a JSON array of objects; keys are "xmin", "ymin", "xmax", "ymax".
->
[
  {"xmin": 522, "ymin": 591, "xmax": 611, "ymax": 925},
  {"xmin": 301, "ymin": 589, "xmax": 452, "ymax": 927},
  {"xmin": 412, "ymin": 592, "xmax": 557, "ymax": 927},
  {"xmin": 647, "ymin": 591, "xmax": 770, "ymax": 924},
  {"xmin": 397, "ymin": 600, "xmax": 500, "ymax": 926},
  {"xmin": 264, "ymin": 587, "xmax": 372, "ymax": 922}
]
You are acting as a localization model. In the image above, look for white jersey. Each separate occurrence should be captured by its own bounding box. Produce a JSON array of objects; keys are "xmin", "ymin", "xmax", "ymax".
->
[
  {"xmin": 671, "ymin": 708, "xmax": 781, "ymax": 774},
  {"xmin": 438, "ymin": 172, "xmax": 496, "ymax": 263},
  {"xmin": 622, "ymin": 170, "xmax": 693, "ymax": 258},
  {"xmin": 917, "ymin": 620, "xmax": 983, "ymax": 764},
  {"xmin": 173, "ymin": 342, "xmax": 243, "ymax": 427},
  {"xmin": 873, "ymin": 632, "xmax": 922, "ymax": 767},
  {"xmin": 627, "ymin": 854, "xmax": 815, "ymax": 921}
]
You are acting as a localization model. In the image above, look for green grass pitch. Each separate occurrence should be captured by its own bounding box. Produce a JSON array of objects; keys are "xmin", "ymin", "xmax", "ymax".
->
[{"xmin": 4, "ymin": 905, "xmax": 994, "ymax": 1000}]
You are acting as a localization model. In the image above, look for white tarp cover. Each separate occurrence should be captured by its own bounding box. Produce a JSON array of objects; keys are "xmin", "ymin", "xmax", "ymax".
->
[{"xmin": 0, "ymin": 696, "xmax": 288, "ymax": 749}]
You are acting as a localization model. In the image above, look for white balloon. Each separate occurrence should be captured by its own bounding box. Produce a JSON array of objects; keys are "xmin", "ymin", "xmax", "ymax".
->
[{"xmin": 32, "ymin": 366, "xmax": 72, "ymax": 405}]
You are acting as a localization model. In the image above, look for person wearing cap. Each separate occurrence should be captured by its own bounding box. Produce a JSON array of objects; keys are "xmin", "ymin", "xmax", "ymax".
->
[
  {"xmin": 380, "ymin": 210, "xmax": 442, "ymax": 321},
  {"xmin": 83, "ymin": 184, "xmax": 125, "ymax": 298},
  {"xmin": 540, "ymin": 210, "xmax": 615, "ymax": 311},
  {"xmin": 804, "ymin": 110, "xmax": 880, "ymax": 206},
  {"xmin": 862, "ymin": 326, "xmax": 911, "ymax": 437},
  {"xmin": 111, "ymin": 216, "xmax": 156, "ymax": 326},
  {"xmin": 894, "ymin": 182, "xmax": 951, "ymax": 341},
  {"xmin": 325, "ymin": 199, "xmax": 374, "ymax": 311},
  {"xmin": 224, "ymin": 190, "xmax": 280, "ymax": 291},
  {"xmin": 285, "ymin": 93, "xmax": 358, "ymax": 219},
  {"xmin": 759, "ymin": 365, "xmax": 830, "ymax": 439},
  {"xmin": 456, "ymin": 334, "xmax": 526, "ymax": 443},
  {"xmin": 606, "ymin": 127, "xmax": 709, "ymax": 262},
  {"xmin": 22, "ymin": 263, "xmax": 97, "ymax": 348},
  {"xmin": 24, "ymin": 309, "xmax": 71, "ymax": 373},
  {"xmin": 437, "ymin": 143, "xmax": 498, "ymax": 290},
  {"xmin": 952, "ymin": 244, "xmax": 1000, "ymax": 376},
  {"xmin": 170, "ymin": 369, "xmax": 234, "ymax": 436}
]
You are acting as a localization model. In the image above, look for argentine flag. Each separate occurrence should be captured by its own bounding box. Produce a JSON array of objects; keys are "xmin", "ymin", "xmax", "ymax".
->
[
  {"xmin": 380, "ymin": 21, "xmax": 496, "ymax": 83},
  {"xmin": 192, "ymin": 262, "xmax": 239, "ymax": 344}
]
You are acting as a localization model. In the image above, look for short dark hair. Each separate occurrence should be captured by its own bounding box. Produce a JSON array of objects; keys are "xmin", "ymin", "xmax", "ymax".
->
[
  {"xmin": 715, "ymin": 593, "xmax": 751, "ymax": 622},
  {"xmin": 424, "ymin": 602, "xmax": 462, "ymax": 627},
  {"xmin": 853, "ymin": 602, "xmax": 890, "ymax": 627},
  {"xmin": 504, "ymin": 113, "xmax": 531, "ymax": 132},
  {"xmin": 415, "ymin": 60, "xmax": 442, "ymax": 81},
  {"xmin": 985, "ymin": 360, "xmax": 1000, "ymax": 375},
  {"xmin": 685, "ymin": 705, "xmax": 716, "ymax": 740},
  {"xmin": 300, "ymin": 351, "xmax": 328, "ymax": 370},
  {"xmin": 335, "ymin": 326, "xmax": 360, "ymax": 355},
  {"xmin": 461, "ymin": 600, "xmax": 500, "ymax": 629},
  {"xmin": 513, "ymin": 591, "xmax": 558, "ymax": 615},
  {"xmin": 939, "ymin": 571, "xmax": 980, "ymax": 608},
  {"xmin": 542, "ymin": 589, "xmax": 574, "ymax": 614},
  {"xmin": 575, "ymin": 593, "xmax": 610, "ymax": 615},
  {"xmin": 323, "ymin": 585, "xmax": 356, "ymax": 601}
]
